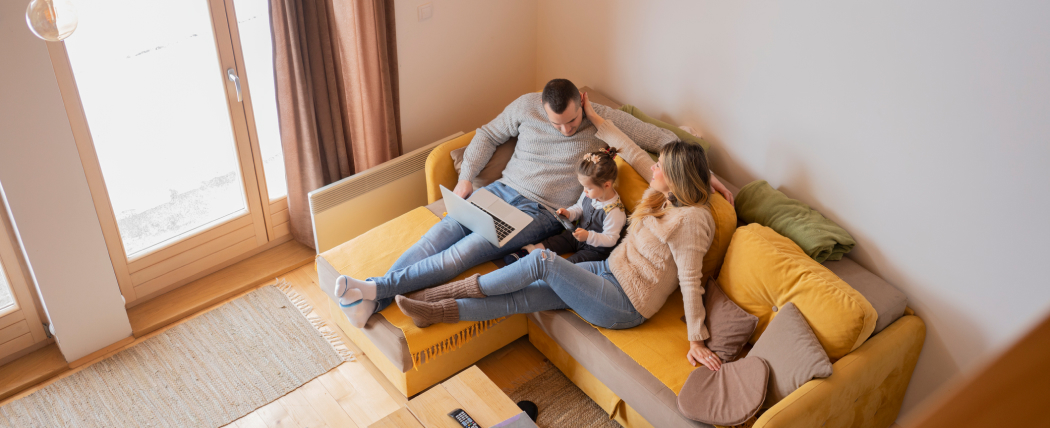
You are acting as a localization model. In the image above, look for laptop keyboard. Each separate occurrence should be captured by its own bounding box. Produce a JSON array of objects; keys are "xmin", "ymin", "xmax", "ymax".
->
[{"xmin": 471, "ymin": 202, "xmax": 517, "ymax": 242}]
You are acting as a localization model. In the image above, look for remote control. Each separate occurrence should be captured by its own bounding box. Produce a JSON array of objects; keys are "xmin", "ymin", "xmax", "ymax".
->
[{"xmin": 448, "ymin": 408, "xmax": 481, "ymax": 428}]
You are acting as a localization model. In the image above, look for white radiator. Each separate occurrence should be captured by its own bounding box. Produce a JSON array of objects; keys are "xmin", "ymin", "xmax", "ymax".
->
[{"xmin": 309, "ymin": 132, "xmax": 464, "ymax": 253}]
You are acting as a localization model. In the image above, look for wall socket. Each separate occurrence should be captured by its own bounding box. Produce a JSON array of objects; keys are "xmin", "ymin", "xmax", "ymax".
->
[{"xmin": 418, "ymin": 3, "xmax": 433, "ymax": 22}]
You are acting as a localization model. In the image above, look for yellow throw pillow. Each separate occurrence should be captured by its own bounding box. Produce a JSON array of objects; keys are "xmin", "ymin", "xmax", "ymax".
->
[
  {"xmin": 703, "ymin": 192, "xmax": 736, "ymax": 285},
  {"xmin": 719, "ymin": 224, "xmax": 876, "ymax": 360},
  {"xmin": 613, "ymin": 156, "xmax": 648, "ymax": 213}
]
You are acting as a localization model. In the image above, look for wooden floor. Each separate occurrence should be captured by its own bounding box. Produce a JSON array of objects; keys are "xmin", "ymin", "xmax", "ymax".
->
[{"xmin": 225, "ymin": 262, "xmax": 550, "ymax": 428}]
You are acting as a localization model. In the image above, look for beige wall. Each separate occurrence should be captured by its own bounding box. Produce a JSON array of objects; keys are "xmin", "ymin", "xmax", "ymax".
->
[
  {"xmin": 394, "ymin": 0, "xmax": 538, "ymax": 152},
  {"xmin": 537, "ymin": 0, "xmax": 1050, "ymax": 420},
  {"xmin": 0, "ymin": 4, "xmax": 133, "ymax": 361}
]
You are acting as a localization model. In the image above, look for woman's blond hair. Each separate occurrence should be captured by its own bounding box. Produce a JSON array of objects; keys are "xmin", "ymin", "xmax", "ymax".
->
[{"xmin": 628, "ymin": 141, "xmax": 712, "ymax": 230}]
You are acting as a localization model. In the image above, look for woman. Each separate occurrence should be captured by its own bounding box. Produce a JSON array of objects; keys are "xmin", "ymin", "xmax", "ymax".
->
[{"xmin": 387, "ymin": 93, "xmax": 724, "ymax": 371}]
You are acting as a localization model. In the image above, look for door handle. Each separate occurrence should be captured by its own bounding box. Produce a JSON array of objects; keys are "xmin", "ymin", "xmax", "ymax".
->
[{"xmin": 227, "ymin": 68, "xmax": 242, "ymax": 102}]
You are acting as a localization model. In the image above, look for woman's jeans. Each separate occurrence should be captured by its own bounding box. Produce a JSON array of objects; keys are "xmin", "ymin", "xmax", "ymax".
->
[
  {"xmin": 370, "ymin": 182, "xmax": 562, "ymax": 312},
  {"xmin": 459, "ymin": 251, "xmax": 646, "ymax": 330}
]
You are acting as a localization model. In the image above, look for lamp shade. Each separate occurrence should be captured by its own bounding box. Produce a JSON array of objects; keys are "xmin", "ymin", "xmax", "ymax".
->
[{"xmin": 26, "ymin": 0, "xmax": 78, "ymax": 42}]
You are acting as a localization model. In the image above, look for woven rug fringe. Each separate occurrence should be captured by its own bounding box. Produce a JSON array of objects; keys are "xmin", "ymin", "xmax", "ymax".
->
[
  {"xmin": 275, "ymin": 278, "xmax": 356, "ymax": 362},
  {"xmin": 412, "ymin": 317, "xmax": 506, "ymax": 368}
]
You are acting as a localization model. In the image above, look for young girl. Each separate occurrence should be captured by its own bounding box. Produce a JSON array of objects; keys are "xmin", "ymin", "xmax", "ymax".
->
[{"xmin": 504, "ymin": 147, "xmax": 626, "ymax": 265}]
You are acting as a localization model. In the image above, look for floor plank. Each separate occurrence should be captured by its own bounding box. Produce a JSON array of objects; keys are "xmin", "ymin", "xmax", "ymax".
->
[
  {"xmin": 333, "ymin": 362, "xmax": 403, "ymax": 425},
  {"xmin": 279, "ymin": 388, "xmax": 328, "ymax": 428},
  {"xmin": 299, "ymin": 376, "xmax": 360, "ymax": 428},
  {"xmin": 475, "ymin": 337, "xmax": 549, "ymax": 393},
  {"xmin": 255, "ymin": 400, "xmax": 297, "ymax": 428},
  {"xmin": 369, "ymin": 407, "xmax": 424, "ymax": 428},
  {"xmin": 231, "ymin": 412, "xmax": 269, "ymax": 428}
]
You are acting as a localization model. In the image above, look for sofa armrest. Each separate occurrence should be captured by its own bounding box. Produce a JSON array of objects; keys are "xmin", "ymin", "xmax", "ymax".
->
[
  {"xmin": 425, "ymin": 131, "xmax": 476, "ymax": 204},
  {"xmin": 755, "ymin": 315, "xmax": 926, "ymax": 428}
]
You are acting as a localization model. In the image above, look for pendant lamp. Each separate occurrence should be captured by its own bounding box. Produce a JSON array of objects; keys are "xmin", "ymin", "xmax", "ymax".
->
[{"xmin": 26, "ymin": 0, "xmax": 78, "ymax": 42}]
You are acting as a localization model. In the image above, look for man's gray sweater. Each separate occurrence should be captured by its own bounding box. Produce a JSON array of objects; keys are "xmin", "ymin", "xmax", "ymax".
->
[{"xmin": 459, "ymin": 93, "xmax": 677, "ymax": 210}]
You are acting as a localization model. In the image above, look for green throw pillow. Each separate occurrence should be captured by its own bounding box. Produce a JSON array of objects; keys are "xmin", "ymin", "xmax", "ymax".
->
[{"xmin": 619, "ymin": 104, "xmax": 711, "ymax": 152}]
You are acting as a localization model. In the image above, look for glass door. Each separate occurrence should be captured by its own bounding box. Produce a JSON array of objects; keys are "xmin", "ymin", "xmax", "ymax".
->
[
  {"xmin": 226, "ymin": 0, "xmax": 291, "ymax": 235},
  {"xmin": 50, "ymin": 0, "xmax": 289, "ymax": 304},
  {"xmin": 0, "ymin": 189, "xmax": 49, "ymax": 362}
]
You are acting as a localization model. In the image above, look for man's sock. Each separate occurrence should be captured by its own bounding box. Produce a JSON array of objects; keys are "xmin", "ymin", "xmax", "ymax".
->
[
  {"xmin": 335, "ymin": 275, "xmax": 377, "ymax": 305},
  {"xmin": 341, "ymin": 299, "xmax": 377, "ymax": 328}
]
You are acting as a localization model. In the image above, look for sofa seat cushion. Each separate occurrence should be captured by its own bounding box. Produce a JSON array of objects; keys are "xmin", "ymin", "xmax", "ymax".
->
[
  {"xmin": 528, "ymin": 310, "xmax": 709, "ymax": 428},
  {"xmin": 319, "ymin": 207, "xmax": 508, "ymax": 368},
  {"xmin": 719, "ymin": 224, "xmax": 877, "ymax": 360}
]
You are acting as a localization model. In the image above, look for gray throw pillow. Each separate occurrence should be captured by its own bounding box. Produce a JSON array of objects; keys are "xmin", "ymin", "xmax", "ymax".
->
[
  {"xmin": 748, "ymin": 302, "xmax": 833, "ymax": 408},
  {"xmin": 450, "ymin": 139, "xmax": 517, "ymax": 189},
  {"xmin": 704, "ymin": 279, "xmax": 759, "ymax": 362},
  {"xmin": 823, "ymin": 258, "xmax": 908, "ymax": 335}
]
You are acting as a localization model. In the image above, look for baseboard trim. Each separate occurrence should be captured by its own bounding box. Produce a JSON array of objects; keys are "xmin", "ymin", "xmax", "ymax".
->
[
  {"xmin": 68, "ymin": 336, "xmax": 134, "ymax": 369},
  {"xmin": 0, "ymin": 344, "xmax": 67, "ymax": 403}
]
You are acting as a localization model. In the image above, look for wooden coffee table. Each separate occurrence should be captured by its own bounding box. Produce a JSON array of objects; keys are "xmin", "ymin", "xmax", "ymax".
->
[{"xmin": 370, "ymin": 365, "xmax": 525, "ymax": 428}]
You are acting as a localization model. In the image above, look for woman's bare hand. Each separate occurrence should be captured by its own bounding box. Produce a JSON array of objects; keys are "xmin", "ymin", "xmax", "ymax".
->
[
  {"xmin": 710, "ymin": 175, "xmax": 734, "ymax": 206},
  {"xmin": 582, "ymin": 92, "xmax": 604, "ymax": 127},
  {"xmin": 687, "ymin": 341, "xmax": 722, "ymax": 371}
]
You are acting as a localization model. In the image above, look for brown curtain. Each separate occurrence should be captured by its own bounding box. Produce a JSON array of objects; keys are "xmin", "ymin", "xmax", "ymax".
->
[{"xmin": 271, "ymin": 0, "xmax": 402, "ymax": 248}]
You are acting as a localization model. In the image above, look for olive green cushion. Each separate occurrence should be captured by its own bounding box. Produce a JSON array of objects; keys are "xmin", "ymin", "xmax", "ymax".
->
[
  {"xmin": 735, "ymin": 180, "xmax": 856, "ymax": 263},
  {"xmin": 618, "ymin": 104, "xmax": 710, "ymax": 152}
]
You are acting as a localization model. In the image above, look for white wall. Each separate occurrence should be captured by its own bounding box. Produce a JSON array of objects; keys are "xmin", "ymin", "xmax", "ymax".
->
[
  {"xmin": 0, "ymin": 4, "xmax": 133, "ymax": 362},
  {"xmin": 395, "ymin": 0, "xmax": 538, "ymax": 152},
  {"xmin": 536, "ymin": 0, "xmax": 1050, "ymax": 420}
]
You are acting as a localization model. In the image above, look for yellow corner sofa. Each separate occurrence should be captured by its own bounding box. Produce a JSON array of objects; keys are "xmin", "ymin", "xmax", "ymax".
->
[{"xmin": 317, "ymin": 92, "xmax": 926, "ymax": 428}]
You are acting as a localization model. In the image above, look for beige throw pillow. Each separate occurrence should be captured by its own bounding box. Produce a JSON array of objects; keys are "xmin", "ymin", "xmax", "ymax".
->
[
  {"xmin": 449, "ymin": 139, "xmax": 517, "ymax": 189},
  {"xmin": 748, "ymin": 302, "xmax": 833, "ymax": 408},
  {"xmin": 676, "ymin": 357, "xmax": 769, "ymax": 426}
]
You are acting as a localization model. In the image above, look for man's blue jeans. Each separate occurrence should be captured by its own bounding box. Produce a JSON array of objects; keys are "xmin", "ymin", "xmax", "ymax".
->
[
  {"xmin": 459, "ymin": 250, "xmax": 646, "ymax": 329},
  {"xmin": 370, "ymin": 182, "xmax": 562, "ymax": 312}
]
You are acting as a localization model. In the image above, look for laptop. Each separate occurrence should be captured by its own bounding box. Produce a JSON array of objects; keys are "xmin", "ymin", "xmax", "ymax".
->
[{"xmin": 440, "ymin": 185, "xmax": 533, "ymax": 247}]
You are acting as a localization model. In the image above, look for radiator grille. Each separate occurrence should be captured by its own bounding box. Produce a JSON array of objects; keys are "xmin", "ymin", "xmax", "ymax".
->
[{"xmin": 309, "ymin": 132, "xmax": 463, "ymax": 214}]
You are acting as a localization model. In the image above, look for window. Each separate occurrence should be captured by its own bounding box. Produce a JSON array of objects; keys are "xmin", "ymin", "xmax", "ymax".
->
[
  {"xmin": 0, "ymin": 191, "xmax": 49, "ymax": 361},
  {"xmin": 50, "ymin": 0, "xmax": 291, "ymax": 304}
]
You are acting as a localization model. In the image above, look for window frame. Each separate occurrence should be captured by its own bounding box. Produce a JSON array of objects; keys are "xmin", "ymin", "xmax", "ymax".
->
[
  {"xmin": 0, "ymin": 190, "xmax": 50, "ymax": 363},
  {"xmin": 45, "ymin": 0, "xmax": 292, "ymax": 306}
]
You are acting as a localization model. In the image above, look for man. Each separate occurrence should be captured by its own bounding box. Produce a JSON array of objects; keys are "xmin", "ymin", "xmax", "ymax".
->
[{"xmin": 333, "ymin": 79, "xmax": 724, "ymax": 327}]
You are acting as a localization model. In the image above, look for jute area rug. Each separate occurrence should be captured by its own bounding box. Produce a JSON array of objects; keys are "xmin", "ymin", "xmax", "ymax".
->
[
  {"xmin": 0, "ymin": 283, "xmax": 352, "ymax": 428},
  {"xmin": 506, "ymin": 363, "xmax": 622, "ymax": 428}
]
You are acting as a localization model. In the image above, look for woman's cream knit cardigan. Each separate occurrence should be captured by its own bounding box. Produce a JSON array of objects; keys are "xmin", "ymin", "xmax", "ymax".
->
[{"xmin": 597, "ymin": 121, "xmax": 716, "ymax": 342}]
